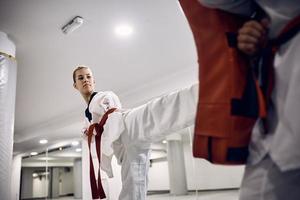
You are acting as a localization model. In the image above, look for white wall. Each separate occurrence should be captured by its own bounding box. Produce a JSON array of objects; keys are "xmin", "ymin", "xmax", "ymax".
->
[
  {"xmin": 32, "ymin": 175, "xmax": 48, "ymax": 197},
  {"xmin": 146, "ymin": 134, "xmax": 245, "ymax": 191},
  {"xmin": 21, "ymin": 168, "xmax": 48, "ymax": 198},
  {"xmin": 21, "ymin": 167, "xmax": 48, "ymax": 198},
  {"xmin": 59, "ymin": 167, "xmax": 74, "ymax": 195},
  {"xmin": 51, "ymin": 167, "xmax": 60, "ymax": 198},
  {"xmin": 148, "ymin": 161, "xmax": 170, "ymax": 190},
  {"xmin": 73, "ymin": 158, "xmax": 82, "ymax": 198},
  {"xmin": 183, "ymin": 142, "xmax": 245, "ymax": 190},
  {"xmin": 21, "ymin": 168, "xmax": 34, "ymax": 199},
  {"xmin": 21, "ymin": 166, "xmax": 77, "ymax": 199}
]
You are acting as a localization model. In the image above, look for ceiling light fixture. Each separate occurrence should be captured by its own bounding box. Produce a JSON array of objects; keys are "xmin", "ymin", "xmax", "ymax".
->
[
  {"xmin": 30, "ymin": 152, "xmax": 38, "ymax": 156},
  {"xmin": 76, "ymin": 148, "xmax": 82, "ymax": 152},
  {"xmin": 114, "ymin": 24, "xmax": 133, "ymax": 37},
  {"xmin": 62, "ymin": 16, "xmax": 84, "ymax": 34},
  {"xmin": 39, "ymin": 139, "xmax": 48, "ymax": 144},
  {"xmin": 71, "ymin": 141, "xmax": 79, "ymax": 146}
]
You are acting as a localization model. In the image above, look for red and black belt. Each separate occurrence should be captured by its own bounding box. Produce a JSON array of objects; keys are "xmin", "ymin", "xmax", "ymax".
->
[{"xmin": 86, "ymin": 108, "xmax": 117, "ymax": 199}]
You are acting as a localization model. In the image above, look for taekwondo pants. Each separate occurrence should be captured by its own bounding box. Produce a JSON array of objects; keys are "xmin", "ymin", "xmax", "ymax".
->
[
  {"xmin": 239, "ymin": 155, "xmax": 300, "ymax": 200},
  {"xmin": 118, "ymin": 83, "xmax": 198, "ymax": 200}
]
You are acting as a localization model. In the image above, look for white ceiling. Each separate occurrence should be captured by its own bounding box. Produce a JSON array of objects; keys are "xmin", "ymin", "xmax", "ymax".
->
[{"xmin": 0, "ymin": 0, "xmax": 198, "ymax": 157}]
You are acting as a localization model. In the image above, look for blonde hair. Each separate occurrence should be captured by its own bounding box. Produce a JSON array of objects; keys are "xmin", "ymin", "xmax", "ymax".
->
[{"xmin": 72, "ymin": 65, "xmax": 90, "ymax": 83}]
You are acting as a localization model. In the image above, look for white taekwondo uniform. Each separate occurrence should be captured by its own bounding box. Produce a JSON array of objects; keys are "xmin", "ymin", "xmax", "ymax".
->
[{"xmin": 82, "ymin": 83, "xmax": 198, "ymax": 200}]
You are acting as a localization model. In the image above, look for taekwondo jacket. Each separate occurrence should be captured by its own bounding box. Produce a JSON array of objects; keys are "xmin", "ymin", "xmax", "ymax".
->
[{"xmin": 83, "ymin": 84, "xmax": 198, "ymax": 199}]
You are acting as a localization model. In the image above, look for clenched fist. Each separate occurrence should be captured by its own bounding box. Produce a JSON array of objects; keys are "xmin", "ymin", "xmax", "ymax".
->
[{"xmin": 237, "ymin": 18, "xmax": 269, "ymax": 55}]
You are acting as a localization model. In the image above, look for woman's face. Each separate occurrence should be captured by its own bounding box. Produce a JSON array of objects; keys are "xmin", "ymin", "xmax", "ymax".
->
[{"xmin": 73, "ymin": 68, "xmax": 95, "ymax": 95}]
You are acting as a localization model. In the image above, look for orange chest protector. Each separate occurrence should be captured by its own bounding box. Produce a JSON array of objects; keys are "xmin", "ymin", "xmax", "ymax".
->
[
  {"xmin": 179, "ymin": 0, "xmax": 258, "ymax": 164},
  {"xmin": 179, "ymin": 0, "xmax": 300, "ymax": 165}
]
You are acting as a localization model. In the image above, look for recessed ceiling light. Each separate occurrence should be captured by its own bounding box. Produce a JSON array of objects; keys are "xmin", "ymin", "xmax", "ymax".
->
[
  {"xmin": 76, "ymin": 148, "xmax": 82, "ymax": 152},
  {"xmin": 72, "ymin": 141, "xmax": 79, "ymax": 146},
  {"xmin": 30, "ymin": 152, "xmax": 38, "ymax": 156},
  {"xmin": 114, "ymin": 24, "xmax": 133, "ymax": 37},
  {"xmin": 162, "ymin": 140, "xmax": 167, "ymax": 144},
  {"xmin": 39, "ymin": 139, "xmax": 48, "ymax": 144}
]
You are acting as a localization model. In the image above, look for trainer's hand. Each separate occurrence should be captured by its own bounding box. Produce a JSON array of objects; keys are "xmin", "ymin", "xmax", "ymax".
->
[{"xmin": 237, "ymin": 18, "xmax": 269, "ymax": 55}]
